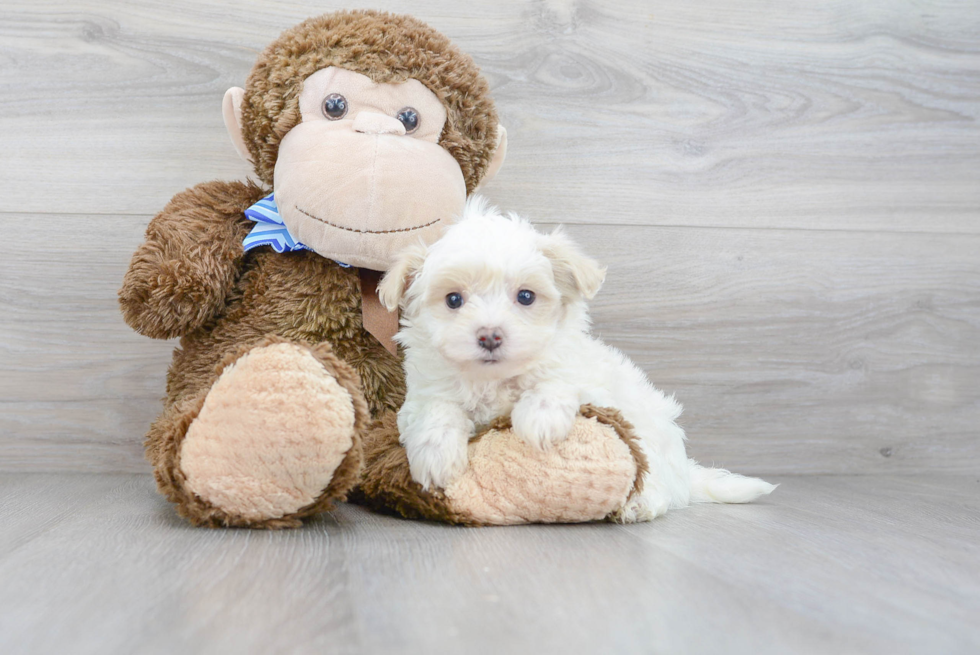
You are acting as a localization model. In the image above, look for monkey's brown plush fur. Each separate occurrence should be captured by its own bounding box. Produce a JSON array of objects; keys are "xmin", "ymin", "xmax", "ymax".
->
[
  {"xmin": 122, "ymin": 179, "xmax": 409, "ymax": 526},
  {"xmin": 120, "ymin": 11, "xmax": 645, "ymax": 528},
  {"xmin": 242, "ymin": 11, "xmax": 499, "ymax": 193}
]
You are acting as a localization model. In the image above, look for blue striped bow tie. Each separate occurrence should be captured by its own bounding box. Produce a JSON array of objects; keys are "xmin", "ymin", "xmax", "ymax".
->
[{"xmin": 243, "ymin": 193, "xmax": 350, "ymax": 267}]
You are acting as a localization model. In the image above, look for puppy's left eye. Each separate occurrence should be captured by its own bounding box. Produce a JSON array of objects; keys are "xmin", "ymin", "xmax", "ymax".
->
[
  {"xmin": 446, "ymin": 292, "xmax": 464, "ymax": 309},
  {"xmin": 516, "ymin": 290, "xmax": 536, "ymax": 306}
]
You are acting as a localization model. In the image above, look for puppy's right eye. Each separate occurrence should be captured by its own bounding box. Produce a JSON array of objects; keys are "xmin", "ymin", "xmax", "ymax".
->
[{"xmin": 446, "ymin": 292, "xmax": 464, "ymax": 309}]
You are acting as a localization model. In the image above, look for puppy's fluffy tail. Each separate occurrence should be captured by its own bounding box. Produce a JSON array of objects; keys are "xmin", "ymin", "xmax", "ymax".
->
[{"xmin": 688, "ymin": 463, "xmax": 777, "ymax": 504}]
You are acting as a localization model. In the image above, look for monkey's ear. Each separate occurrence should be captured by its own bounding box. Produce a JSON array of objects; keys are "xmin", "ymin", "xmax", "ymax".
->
[
  {"xmin": 222, "ymin": 87, "xmax": 253, "ymax": 164},
  {"xmin": 538, "ymin": 227, "xmax": 607, "ymax": 301},
  {"xmin": 379, "ymin": 242, "xmax": 428, "ymax": 311},
  {"xmin": 477, "ymin": 124, "xmax": 507, "ymax": 189}
]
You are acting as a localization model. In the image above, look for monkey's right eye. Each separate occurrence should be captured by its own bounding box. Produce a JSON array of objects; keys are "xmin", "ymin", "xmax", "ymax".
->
[
  {"xmin": 446, "ymin": 293, "xmax": 464, "ymax": 309},
  {"xmin": 396, "ymin": 107, "xmax": 420, "ymax": 133},
  {"xmin": 323, "ymin": 94, "xmax": 348, "ymax": 120}
]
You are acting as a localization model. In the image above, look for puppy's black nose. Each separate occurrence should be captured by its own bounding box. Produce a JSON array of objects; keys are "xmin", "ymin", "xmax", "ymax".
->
[{"xmin": 477, "ymin": 328, "xmax": 503, "ymax": 352}]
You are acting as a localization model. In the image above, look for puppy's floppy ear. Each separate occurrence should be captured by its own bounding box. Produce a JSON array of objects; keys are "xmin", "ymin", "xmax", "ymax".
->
[
  {"xmin": 538, "ymin": 227, "xmax": 606, "ymax": 301},
  {"xmin": 379, "ymin": 242, "xmax": 428, "ymax": 311}
]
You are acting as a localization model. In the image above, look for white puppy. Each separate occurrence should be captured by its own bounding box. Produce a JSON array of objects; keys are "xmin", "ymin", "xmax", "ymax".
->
[{"xmin": 379, "ymin": 197, "xmax": 775, "ymax": 522}]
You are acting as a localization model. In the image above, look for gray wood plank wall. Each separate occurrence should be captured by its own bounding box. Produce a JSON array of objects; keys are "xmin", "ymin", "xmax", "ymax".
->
[{"xmin": 1, "ymin": 0, "xmax": 978, "ymax": 474}]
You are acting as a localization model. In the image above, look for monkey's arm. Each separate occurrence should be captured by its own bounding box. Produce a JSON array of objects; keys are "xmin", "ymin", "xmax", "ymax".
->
[{"xmin": 119, "ymin": 180, "xmax": 266, "ymax": 339}]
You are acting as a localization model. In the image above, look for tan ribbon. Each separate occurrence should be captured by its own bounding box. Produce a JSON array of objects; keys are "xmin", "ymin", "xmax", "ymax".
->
[{"xmin": 359, "ymin": 268, "xmax": 400, "ymax": 356}]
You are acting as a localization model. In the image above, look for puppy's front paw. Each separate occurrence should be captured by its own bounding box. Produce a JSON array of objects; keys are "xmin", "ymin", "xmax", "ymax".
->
[
  {"xmin": 511, "ymin": 394, "xmax": 578, "ymax": 450},
  {"xmin": 403, "ymin": 428, "xmax": 469, "ymax": 491},
  {"xmin": 399, "ymin": 402, "xmax": 475, "ymax": 491}
]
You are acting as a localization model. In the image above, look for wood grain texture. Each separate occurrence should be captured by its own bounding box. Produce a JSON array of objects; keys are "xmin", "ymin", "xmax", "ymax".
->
[
  {"xmin": 2, "ymin": 214, "xmax": 977, "ymax": 474},
  {"xmin": 0, "ymin": 472, "xmax": 978, "ymax": 654},
  {"xmin": 0, "ymin": 0, "xmax": 978, "ymax": 231},
  {"xmin": 1, "ymin": 0, "xmax": 978, "ymax": 474}
]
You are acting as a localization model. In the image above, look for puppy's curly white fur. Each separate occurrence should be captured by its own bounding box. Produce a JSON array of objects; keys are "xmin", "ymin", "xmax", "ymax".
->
[{"xmin": 380, "ymin": 197, "xmax": 775, "ymax": 520}]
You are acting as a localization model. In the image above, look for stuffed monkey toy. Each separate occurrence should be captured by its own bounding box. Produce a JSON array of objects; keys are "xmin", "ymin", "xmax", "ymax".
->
[{"xmin": 119, "ymin": 10, "xmax": 646, "ymax": 528}]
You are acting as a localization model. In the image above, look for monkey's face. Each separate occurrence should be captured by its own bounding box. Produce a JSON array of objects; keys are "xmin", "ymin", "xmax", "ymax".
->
[{"xmin": 273, "ymin": 67, "xmax": 468, "ymax": 271}]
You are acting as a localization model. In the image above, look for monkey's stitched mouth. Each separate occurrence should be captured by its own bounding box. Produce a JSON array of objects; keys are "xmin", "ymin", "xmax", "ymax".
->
[{"xmin": 295, "ymin": 206, "xmax": 441, "ymax": 235}]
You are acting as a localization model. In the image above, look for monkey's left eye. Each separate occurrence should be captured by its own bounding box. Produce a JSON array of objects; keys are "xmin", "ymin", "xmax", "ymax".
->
[
  {"xmin": 517, "ymin": 290, "xmax": 536, "ymax": 306},
  {"xmin": 323, "ymin": 94, "xmax": 348, "ymax": 120},
  {"xmin": 396, "ymin": 107, "xmax": 420, "ymax": 133}
]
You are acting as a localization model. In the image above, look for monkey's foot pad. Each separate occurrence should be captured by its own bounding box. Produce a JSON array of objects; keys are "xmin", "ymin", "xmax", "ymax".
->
[
  {"xmin": 359, "ymin": 406, "xmax": 646, "ymax": 525},
  {"xmin": 180, "ymin": 343, "xmax": 357, "ymax": 522}
]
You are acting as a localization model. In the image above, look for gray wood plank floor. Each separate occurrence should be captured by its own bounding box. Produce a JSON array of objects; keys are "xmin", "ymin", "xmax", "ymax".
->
[{"xmin": 1, "ymin": 473, "xmax": 977, "ymax": 655}]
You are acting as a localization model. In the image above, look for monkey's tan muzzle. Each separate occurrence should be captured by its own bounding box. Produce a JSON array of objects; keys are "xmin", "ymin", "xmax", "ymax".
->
[{"xmin": 273, "ymin": 120, "xmax": 466, "ymax": 271}]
